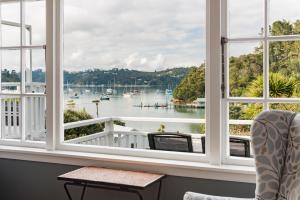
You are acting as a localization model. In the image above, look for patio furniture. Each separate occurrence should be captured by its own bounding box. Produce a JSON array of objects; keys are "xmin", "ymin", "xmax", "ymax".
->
[
  {"xmin": 148, "ymin": 132, "xmax": 193, "ymax": 152},
  {"xmin": 184, "ymin": 110, "xmax": 300, "ymax": 199},
  {"xmin": 200, "ymin": 136, "xmax": 251, "ymax": 157},
  {"xmin": 58, "ymin": 166, "xmax": 165, "ymax": 200}
]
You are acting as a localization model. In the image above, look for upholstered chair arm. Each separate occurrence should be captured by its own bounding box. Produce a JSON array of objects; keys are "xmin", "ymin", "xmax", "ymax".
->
[
  {"xmin": 251, "ymin": 110, "xmax": 295, "ymax": 200},
  {"xmin": 184, "ymin": 192, "xmax": 253, "ymax": 200}
]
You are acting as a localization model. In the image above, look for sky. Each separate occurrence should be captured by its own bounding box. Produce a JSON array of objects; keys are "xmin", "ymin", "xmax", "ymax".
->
[
  {"xmin": 63, "ymin": 0, "xmax": 206, "ymax": 71},
  {"xmin": 1, "ymin": 0, "xmax": 300, "ymax": 72}
]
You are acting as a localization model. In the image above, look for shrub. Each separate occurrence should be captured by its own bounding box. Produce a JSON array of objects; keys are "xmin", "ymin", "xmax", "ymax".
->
[{"xmin": 64, "ymin": 109, "xmax": 104, "ymax": 140}]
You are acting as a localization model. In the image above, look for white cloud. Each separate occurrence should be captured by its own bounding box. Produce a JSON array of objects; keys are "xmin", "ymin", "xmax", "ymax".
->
[
  {"xmin": 2, "ymin": 0, "xmax": 300, "ymax": 72},
  {"xmin": 63, "ymin": 0, "xmax": 206, "ymax": 71}
]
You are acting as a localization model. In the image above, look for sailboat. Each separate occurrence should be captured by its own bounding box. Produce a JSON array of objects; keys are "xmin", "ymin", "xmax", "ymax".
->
[
  {"xmin": 165, "ymin": 84, "xmax": 173, "ymax": 95},
  {"xmin": 100, "ymin": 94, "xmax": 110, "ymax": 100},
  {"xmin": 165, "ymin": 89, "xmax": 172, "ymax": 95},
  {"xmin": 123, "ymin": 85, "xmax": 131, "ymax": 98},
  {"xmin": 106, "ymin": 88, "xmax": 113, "ymax": 95},
  {"xmin": 70, "ymin": 92, "xmax": 79, "ymax": 99}
]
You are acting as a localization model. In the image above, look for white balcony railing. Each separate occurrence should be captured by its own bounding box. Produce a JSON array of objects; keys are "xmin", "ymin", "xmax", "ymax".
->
[
  {"xmin": 64, "ymin": 117, "xmax": 252, "ymax": 154},
  {"xmin": 64, "ymin": 117, "xmax": 206, "ymax": 152},
  {"xmin": 1, "ymin": 96, "xmax": 46, "ymax": 140}
]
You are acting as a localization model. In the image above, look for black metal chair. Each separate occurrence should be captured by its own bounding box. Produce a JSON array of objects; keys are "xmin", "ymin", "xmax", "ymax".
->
[
  {"xmin": 148, "ymin": 132, "xmax": 194, "ymax": 152},
  {"xmin": 201, "ymin": 136, "xmax": 251, "ymax": 157}
]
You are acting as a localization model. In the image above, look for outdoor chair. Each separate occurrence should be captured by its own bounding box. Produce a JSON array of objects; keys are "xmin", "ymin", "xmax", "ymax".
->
[
  {"xmin": 184, "ymin": 110, "xmax": 300, "ymax": 200},
  {"xmin": 148, "ymin": 132, "xmax": 193, "ymax": 152},
  {"xmin": 200, "ymin": 136, "xmax": 251, "ymax": 157}
]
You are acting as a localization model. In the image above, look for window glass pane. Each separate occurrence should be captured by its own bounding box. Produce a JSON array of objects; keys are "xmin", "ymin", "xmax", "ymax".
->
[
  {"xmin": 1, "ymin": 50, "xmax": 21, "ymax": 94},
  {"xmin": 1, "ymin": 96, "xmax": 21, "ymax": 139},
  {"xmin": 229, "ymin": 42, "xmax": 263, "ymax": 97},
  {"xmin": 228, "ymin": 0, "xmax": 264, "ymax": 38},
  {"xmin": 63, "ymin": 0, "xmax": 206, "ymax": 154},
  {"xmin": 0, "ymin": 1, "xmax": 20, "ymax": 46},
  {"xmin": 25, "ymin": 49, "xmax": 46, "ymax": 94},
  {"xmin": 269, "ymin": 0, "xmax": 300, "ymax": 36},
  {"xmin": 270, "ymin": 103, "xmax": 300, "ymax": 113},
  {"xmin": 25, "ymin": 96, "xmax": 46, "ymax": 141},
  {"xmin": 269, "ymin": 41, "xmax": 300, "ymax": 98},
  {"xmin": 24, "ymin": 0, "xmax": 46, "ymax": 45},
  {"xmin": 228, "ymin": 102, "xmax": 263, "ymax": 158}
]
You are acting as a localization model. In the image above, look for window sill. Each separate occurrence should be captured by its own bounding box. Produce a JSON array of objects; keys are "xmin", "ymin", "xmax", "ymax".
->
[{"xmin": 0, "ymin": 145, "xmax": 256, "ymax": 183}]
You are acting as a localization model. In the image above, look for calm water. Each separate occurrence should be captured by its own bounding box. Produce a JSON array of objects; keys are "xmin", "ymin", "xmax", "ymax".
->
[{"xmin": 64, "ymin": 87, "xmax": 205, "ymax": 133}]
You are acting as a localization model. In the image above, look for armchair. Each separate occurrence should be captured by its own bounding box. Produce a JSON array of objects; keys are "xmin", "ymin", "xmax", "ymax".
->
[{"xmin": 184, "ymin": 110, "xmax": 300, "ymax": 200}]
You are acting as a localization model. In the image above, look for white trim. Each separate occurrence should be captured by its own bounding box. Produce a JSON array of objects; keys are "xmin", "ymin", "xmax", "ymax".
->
[
  {"xmin": 0, "ymin": 93, "xmax": 46, "ymax": 97},
  {"xmin": 20, "ymin": 0, "xmax": 26, "ymax": 142},
  {"xmin": 55, "ymin": 0, "xmax": 63, "ymax": 147},
  {"xmin": 56, "ymin": 0, "xmax": 210, "ymax": 164},
  {"xmin": 0, "ymin": 45, "xmax": 45, "ymax": 50},
  {"xmin": 0, "ymin": 145, "xmax": 256, "ymax": 183},
  {"xmin": 227, "ymin": 35, "xmax": 300, "ymax": 42},
  {"xmin": 64, "ymin": 117, "xmax": 205, "ymax": 130},
  {"xmin": 0, "ymin": 139, "xmax": 45, "ymax": 148},
  {"xmin": 222, "ymin": 0, "xmax": 300, "ymax": 166},
  {"xmin": 206, "ymin": 0, "xmax": 222, "ymax": 165},
  {"xmin": 0, "ymin": 3, "xmax": 3, "ymax": 140},
  {"xmin": 46, "ymin": 0, "xmax": 55, "ymax": 150},
  {"xmin": 57, "ymin": 141, "xmax": 208, "ymax": 163}
]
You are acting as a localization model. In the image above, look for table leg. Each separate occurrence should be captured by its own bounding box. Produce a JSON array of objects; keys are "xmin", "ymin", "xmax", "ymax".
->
[
  {"xmin": 120, "ymin": 187, "xmax": 144, "ymax": 200},
  {"xmin": 64, "ymin": 183, "xmax": 73, "ymax": 200},
  {"xmin": 80, "ymin": 183, "xmax": 87, "ymax": 200},
  {"xmin": 156, "ymin": 180, "xmax": 162, "ymax": 200}
]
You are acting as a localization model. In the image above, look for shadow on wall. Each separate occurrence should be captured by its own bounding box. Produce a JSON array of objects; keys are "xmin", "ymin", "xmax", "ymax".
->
[{"xmin": 0, "ymin": 158, "xmax": 255, "ymax": 200}]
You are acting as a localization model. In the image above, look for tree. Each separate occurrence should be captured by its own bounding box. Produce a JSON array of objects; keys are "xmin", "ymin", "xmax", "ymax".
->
[
  {"xmin": 243, "ymin": 73, "xmax": 298, "ymax": 98},
  {"xmin": 173, "ymin": 65, "xmax": 205, "ymax": 102},
  {"xmin": 64, "ymin": 109, "xmax": 126, "ymax": 140},
  {"xmin": 64, "ymin": 109, "xmax": 104, "ymax": 140},
  {"xmin": 270, "ymin": 20, "xmax": 293, "ymax": 36}
]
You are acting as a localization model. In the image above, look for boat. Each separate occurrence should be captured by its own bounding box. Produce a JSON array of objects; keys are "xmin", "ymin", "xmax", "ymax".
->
[
  {"xmin": 70, "ymin": 93, "xmax": 79, "ymax": 99},
  {"xmin": 106, "ymin": 88, "xmax": 113, "ymax": 95},
  {"xmin": 165, "ymin": 89, "xmax": 172, "ymax": 95},
  {"xmin": 100, "ymin": 94, "xmax": 110, "ymax": 100},
  {"xmin": 66, "ymin": 100, "xmax": 76, "ymax": 106},
  {"xmin": 123, "ymin": 93, "xmax": 131, "ymax": 98},
  {"xmin": 131, "ymin": 89, "xmax": 140, "ymax": 95},
  {"xmin": 123, "ymin": 86, "xmax": 131, "ymax": 98}
]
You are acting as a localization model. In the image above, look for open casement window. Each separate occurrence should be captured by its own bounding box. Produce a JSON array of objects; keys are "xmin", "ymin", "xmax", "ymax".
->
[
  {"xmin": 0, "ymin": 0, "xmax": 46, "ymax": 146},
  {"xmin": 222, "ymin": 0, "xmax": 300, "ymax": 165},
  {"xmin": 60, "ymin": 0, "xmax": 208, "ymax": 161}
]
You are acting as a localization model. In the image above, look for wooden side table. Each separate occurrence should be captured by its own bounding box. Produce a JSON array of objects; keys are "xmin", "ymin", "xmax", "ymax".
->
[{"xmin": 58, "ymin": 167, "xmax": 166, "ymax": 200}]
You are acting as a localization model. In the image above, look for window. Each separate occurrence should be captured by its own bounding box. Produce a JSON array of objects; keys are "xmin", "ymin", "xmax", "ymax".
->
[
  {"xmin": 223, "ymin": 0, "xmax": 300, "ymax": 164},
  {"xmin": 0, "ymin": 0, "xmax": 46, "ymax": 145},
  {"xmin": 2, "ymin": 0, "xmax": 298, "ymax": 168},
  {"xmin": 61, "ymin": 0, "xmax": 207, "ymax": 159}
]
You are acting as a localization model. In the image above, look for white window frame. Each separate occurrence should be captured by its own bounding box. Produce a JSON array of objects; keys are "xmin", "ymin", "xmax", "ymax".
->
[
  {"xmin": 0, "ymin": 0, "xmax": 254, "ymax": 167},
  {"xmin": 52, "ymin": 0, "xmax": 224, "ymax": 164},
  {"xmin": 222, "ymin": 0, "xmax": 300, "ymax": 166},
  {"xmin": 0, "ymin": 0, "xmax": 47, "ymax": 148}
]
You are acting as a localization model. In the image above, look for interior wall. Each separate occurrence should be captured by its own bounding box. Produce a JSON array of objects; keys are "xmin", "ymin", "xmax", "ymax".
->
[{"xmin": 0, "ymin": 158, "xmax": 255, "ymax": 200}]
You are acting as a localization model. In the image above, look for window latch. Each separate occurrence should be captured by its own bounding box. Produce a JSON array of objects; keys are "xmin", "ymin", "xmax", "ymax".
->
[{"xmin": 221, "ymin": 37, "xmax": 228, "ymax": 99}]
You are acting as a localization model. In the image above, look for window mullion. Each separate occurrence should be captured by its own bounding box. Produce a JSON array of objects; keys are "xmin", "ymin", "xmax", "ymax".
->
[
  {"xmin": 206, "ymin": 0, "xmax": 222, "ymax": 165},
  {"xmin": 0, "ymin": 5, "xmax": 2, "ymax": 140},
  {"xmin": 45, "ymin": 0, "xmax": 56, "ymax": 150},
  {"xmin": 221, "ymin": 0, "xmax": 229, "ymax": 162},
  {"xmin": 263, "ymin": 0, "xmax": 270, "ymax": 110},
  {"xmin": 56, "ymin": 0, "xmax": 63, "ymax": 146},
  {"xmin": 20, "ymin": 0, "xmax": 26, "ymax": 142}
]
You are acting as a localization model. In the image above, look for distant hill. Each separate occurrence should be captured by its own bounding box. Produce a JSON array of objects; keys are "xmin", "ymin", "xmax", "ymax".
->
[{"xmin": 63, "ymin": 67, "xmax": 190, "ymax": 87}]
